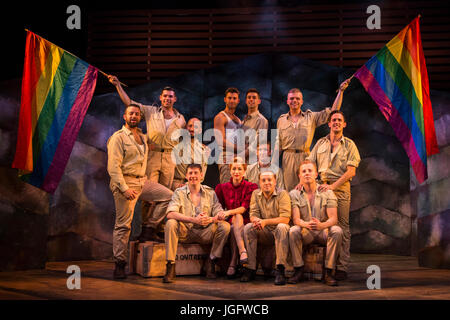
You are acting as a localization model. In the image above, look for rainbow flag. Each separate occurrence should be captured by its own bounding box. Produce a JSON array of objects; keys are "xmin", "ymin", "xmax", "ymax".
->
[
  {"xmin": 12, "ymin": 30, "xmax": 98, "ymax": 193},
  {"xmin": 355, "ymin": 16, "xmax": 439, "ymax": 184}
]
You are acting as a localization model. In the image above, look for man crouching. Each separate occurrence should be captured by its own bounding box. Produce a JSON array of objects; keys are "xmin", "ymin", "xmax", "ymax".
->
[
  {"xmin": 163, "ymin": 164, "xmax": 231, "ymax": 283},
  {"xmin": 288, "ymin": 160, "xmax": 343, "ymax": 286}
]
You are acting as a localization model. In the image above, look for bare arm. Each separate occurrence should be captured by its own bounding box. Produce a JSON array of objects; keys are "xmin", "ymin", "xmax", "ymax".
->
[
  {"xmin": 292, "ymin": 207, "xmax": 311, "ymax": 228},
  {"xmin": 331, "ymin": 78, "xmax": 351, "ymax": 111},
  {"xmin": 262, "ymin": 216, "xmax": 290, "ymax": 227},
  {"xmin": 319, "ymin": 166, "xmax": 356, "ymax": 192},
  {"xmin": 213, "ymin": 113, "xmax": 237, "ymax": 151},
  {"xmin": 312, "ymin": 207, "xmax": 338, "ymax": 231},
  {"xmin": 108, "ymin": 75, "xmax": 132, "ymax": 106},
  {"xmin": 166, "ymin": 211, "xmax": 210, "ymax": 226}
]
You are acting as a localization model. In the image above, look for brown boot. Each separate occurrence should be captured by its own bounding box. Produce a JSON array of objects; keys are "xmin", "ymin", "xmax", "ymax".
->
[
  {"xmin": 163, "ymin": 262, "xmax": 176, "ymax": 283},
  {"xmin": 113, "ymin": 260, "xmax": 127, "ymax": 279},
  {"xmin": 324, "ymin": 268, "xmax": 338, "ymax": 286},
  {"xmin": 204, "ymin": 257, "xmax": 217, "ymax": 279},
  {"xmin": 287, "ymin": 266, "xmax": 304, "ymax": 284}
]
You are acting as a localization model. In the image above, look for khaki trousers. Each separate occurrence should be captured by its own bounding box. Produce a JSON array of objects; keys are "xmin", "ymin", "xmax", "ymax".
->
[
  {"xmin": 243, "ymin": 223, "xmax": 290, "ymax": 271},
  {"xmin": 289, "ymin": 225, "xmax": 343, "ymax": 270},
  {"xmin": 218, "ymin": 163, "xmax": 231, "ymax": 184},
  {"xmin": 140, "ymin": 181, "xmax": 173, "ymax": 230},
  {"xmin": 282, "ymin": 151, "xmax": 308, "ymax": 191},
  {"xmin": 146, "ymin": 150, "xmax": 175, "ymax": 188},
  {"xmin": 171, "ymin": 178, "xmax": 185, "ymax": 191},
  {"xmin": 333, "ymin": 181, "xmax": 351, "ymax": 272},
  {"xmin": 142, "ymin": 150, "xmax": 176, "ymax": 231},
  {"xmin": 164, "ymin": 219, "xmax": 231, "ymax": 262},
  {"xmin": 112, "ymin": 176, "xmax": 145, "ymax": 262}
]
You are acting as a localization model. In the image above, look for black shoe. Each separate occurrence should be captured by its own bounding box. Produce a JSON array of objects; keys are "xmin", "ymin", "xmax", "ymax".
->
[
  {"xmin": 287, "ymin": 266, "xmax": 304, "ymax": 284},
  {"xmin": 324, "ymin": 268, "xmax": 338, "ymax": 286},
  {"xmin": 163, "ymin": 262, "xmax": 176, "ymax": 283},
  {"xmin": 274, "ymin": 265, "xmax": 286, "ymax": 285},
  {"xmin": 205, "ymin": 258, "xmax": 217, "ymax": 279},
  {"xmin": 138, "ymin": 226, "xmax": 156, "ymax": 242},
  {"xmin": 113, "ymin": 260, "xmax": 127, "ymax": 279},
  {"xmin": 240, "ymin": 268, "xmax": 256, "ymax": 282},
  {"xmin": 334, "ymin": 269, "xmax": 348, "ymax": 281}
]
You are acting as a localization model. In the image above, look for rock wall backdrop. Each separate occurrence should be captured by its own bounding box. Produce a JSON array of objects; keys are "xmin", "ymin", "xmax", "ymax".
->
[{"xmin": 0, "ymin": 53, "xmax": 448, "ymax": 271}]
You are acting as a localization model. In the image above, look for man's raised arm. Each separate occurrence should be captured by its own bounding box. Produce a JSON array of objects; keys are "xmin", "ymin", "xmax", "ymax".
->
[
  {"xmin": 331, "ymin": 77, "xmax": 351, "ymax": 111},
  {"xmin": 108, "ymin": 75, "xmax": 132, "ymax": 106}
]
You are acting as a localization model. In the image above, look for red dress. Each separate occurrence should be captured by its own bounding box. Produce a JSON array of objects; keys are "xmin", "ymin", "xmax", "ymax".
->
[{"xmin": 215, "ymin": 179, "xmax": 258, "ymax": 225}]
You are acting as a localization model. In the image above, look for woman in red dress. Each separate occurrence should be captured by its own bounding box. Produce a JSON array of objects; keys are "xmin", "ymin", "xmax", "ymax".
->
[{"xmin": 215, "ymin": 157, "xmax": 258, "ymax": 277}]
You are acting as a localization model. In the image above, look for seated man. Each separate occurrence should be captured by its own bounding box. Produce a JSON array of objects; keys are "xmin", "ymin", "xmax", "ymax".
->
[
  {"xmin": 245, "ymin": 143, "xmax": 285, "ymax": 190},
  {"xmin": 241, "ymin": 171, "xmax": 291, "ymax": 285},
  {"xmin": 163, "ymin": 164, "xmax": 231, "ymax": 283},
  {"xmin": 288, "ymin": 160, "xmax": 343, "ymax": 286}
]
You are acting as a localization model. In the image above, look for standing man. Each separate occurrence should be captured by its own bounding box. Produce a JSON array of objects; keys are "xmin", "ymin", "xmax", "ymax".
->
[
  {"xmin": 107, "ymin": 104, "xmax": 148, "ymax": 279},
  {"xmin": 108, "ymin": 75, "xmax": 186, "ymax": 241},
  {"xmin": 241, "ymin": 171, "xmax": 291, "ymax": 285},
  {"xmin": 213, "ymin": 87, "xmax": 242, "ymax": 184},
  {"xmin": 163, "ymin": 164, "xmax": 231, "ymax": 283},
  {"xmin": 307, "ymin": 110, "xmax": 360, "ymax": 281},
  {"xmin": 288, "ymin": 160, "xmax": 343, "ymax": 286},
  {"xmin": 245, "ymin": 143, "xmax": 285, "ymax": 190},
  {"xmin": 171, "ymin": 117, "xmax": 209, "ymax": 190},
  {"xmin": 276, "ymin": 79, "xmax": 350, "ymax": 191}
]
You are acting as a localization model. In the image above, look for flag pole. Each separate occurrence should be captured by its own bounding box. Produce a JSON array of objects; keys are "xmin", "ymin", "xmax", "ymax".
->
[{"xmin": 24, "ymin": 29, "xmax": 128, "ymax": 87}]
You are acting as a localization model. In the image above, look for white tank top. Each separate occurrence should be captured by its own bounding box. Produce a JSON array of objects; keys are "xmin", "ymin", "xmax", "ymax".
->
[{"xmin": 221, "ymin": 111, "xmax": 241, "ymax": 145}]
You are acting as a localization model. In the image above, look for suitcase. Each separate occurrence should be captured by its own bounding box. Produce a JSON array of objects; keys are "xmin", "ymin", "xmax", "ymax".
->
[
  {"xmin": 303, "ymin": 245, "xmax": 326, "ymax": 281},
  {"xmin": 128, "ymin": 241, "xmax": 210, "ymax": 277}
]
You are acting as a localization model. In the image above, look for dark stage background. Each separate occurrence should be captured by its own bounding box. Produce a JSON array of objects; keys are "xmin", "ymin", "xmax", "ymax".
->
[{"xmin": 0, "ymin": 0, "xmax": 449, "ymax": 271}]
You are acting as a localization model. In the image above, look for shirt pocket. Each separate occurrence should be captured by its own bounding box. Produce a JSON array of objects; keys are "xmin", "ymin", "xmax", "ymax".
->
[
  {"xmin": 316, "ymin": 144, "xmax": 329, "ymax": 172},
  {"xmin": 338, "ymin": 149, "xmax": 349, "ymax": 171}
]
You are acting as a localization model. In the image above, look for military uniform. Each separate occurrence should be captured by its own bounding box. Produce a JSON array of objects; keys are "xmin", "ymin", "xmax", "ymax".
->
[
  {"xmin": 107, "ymin": 126, "xmax": 148, "ymax": 263},
  {"xmin": 276, "ymin": 108, "xmax": 330, "ymax": 191},
  {"xmin": 164, "ymin": 185, "xmax": 231, "ymax": 262},
  {"xmin": 244, "ymin": 188, "xmax": 292, "ymax": 271},
  {"xmin": 131, "ymin": 100, "xmax": 186, "ymax": 229},
  {"xmin": 245, "ymin": 163, "xmax": 285, "ymax": 190},
  {"xmin": 289, "ymin": 188, "xmax": 343, "ymax": 270},
  {"xmin": 307, "ymin": 134, "xmax": 360, "ymax": 272},
  {"xmin": 171, "ymin": 139, "xmax": 209, "ymax": 190}
]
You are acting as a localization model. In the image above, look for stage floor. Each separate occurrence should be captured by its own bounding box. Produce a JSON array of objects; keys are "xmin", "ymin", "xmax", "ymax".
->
[{"xmin": 0, "ymin": 254, "xmax": 449, "ymax": 300}]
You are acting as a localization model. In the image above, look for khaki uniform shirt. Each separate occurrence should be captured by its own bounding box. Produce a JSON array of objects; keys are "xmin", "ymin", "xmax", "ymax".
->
[
  {"xmin": 242, "ymin": 111, "xmax": 269, "ymax": 133},
  {"xmin": 249, "ymin": 188, "xmax": 291, "ymax": 230},
  {"xmin": 289, "ymin": 188, "xmax": 337, "ymax": 223},
  {"xmin": 307, "ymin": 134, "xmax": 361, "ymax": 183},
  {"xmin": 131, "ymin": 100, "xmax": 186, "ymax": 150},
  {"xmin": 245, "ymin": 163, "xmax": 285, "ymax": 190},
  {"xmin": 173, "ymin": 139, "xmax": 209, "ymax": 182},
  {"xmin": 276, "ymin": 108, "xmax": 331, "ymax": 152},
  {"xmin": 107, "ymin": 126, "xmax": 148, "ymax": 192},
  {"xmin": 166, "ymin": 184, "xmax": 224, "ymax": 229}
]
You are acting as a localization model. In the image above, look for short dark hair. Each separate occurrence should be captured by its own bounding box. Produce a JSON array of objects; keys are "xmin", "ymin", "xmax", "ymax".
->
[
  {"xmin": 328, "ymin": 110, "xmax": 346, "ymax": 123},
  {"xmin": 246, "ymin": 88, "xmax": 260, "ymax": 99},
  {"xmin": 225, "ymin": 87, "xmax": 240, "ymax": 96},
  {"xmin": 161, "ymin": 86, "xmax": 176, "ymax": 95},
  {"xmin": 125, "ymin": 103, "xmax": 141, "ymax": 114},
  {"xmin": 187, "ymin": 163, "xmax": 202, "ymax": 172}
]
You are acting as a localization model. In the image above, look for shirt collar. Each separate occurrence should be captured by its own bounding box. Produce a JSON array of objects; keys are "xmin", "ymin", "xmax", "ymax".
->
[
  {"xmin": 325, "ymin": 134, "xmax": 345, "ymax": 144},
  {"xmin": 122, "ymin": 125, "xmax": 143, "ymax": 136},
  {"xmin": 257, "ymin": 187, "xmax": 278, "ymax": 198}
]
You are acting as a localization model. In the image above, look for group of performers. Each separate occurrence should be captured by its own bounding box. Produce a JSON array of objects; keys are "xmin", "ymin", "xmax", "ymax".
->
[{"xmin": 106, "ymin": 75, "xmax": 360, "ymax": 286}]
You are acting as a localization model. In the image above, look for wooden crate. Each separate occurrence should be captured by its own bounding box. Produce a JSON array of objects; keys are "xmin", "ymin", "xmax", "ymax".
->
[{"xmin": 128, "ymin": 241, "xmax": 210, "ymax": 277}]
